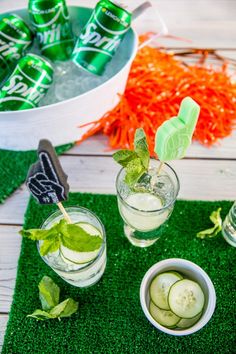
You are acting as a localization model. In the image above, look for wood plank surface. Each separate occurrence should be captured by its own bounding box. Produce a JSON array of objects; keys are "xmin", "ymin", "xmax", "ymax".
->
[
  {"xmin": 0, "ymin": 156, "xmax": 236, "ymax": 225},
  {"xmin": 64, "ymin": 132, "xmax": 236, "ymax": 159},
  {"xmin": 0, "ymin": 226, "xmax": 21, "ymax": 313},
  {"xmin": 0, "ymin": 315, "xmax": 8, "ymax": 351}
]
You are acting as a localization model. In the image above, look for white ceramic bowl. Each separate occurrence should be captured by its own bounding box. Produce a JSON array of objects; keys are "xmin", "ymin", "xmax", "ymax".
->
[
  {"xmin": 140, "ymin": 258, "xmax": 216, "ymax": 336},
  {"xmin": 0, "ymin": 6, "xmax": 138, "ymax": 150}
]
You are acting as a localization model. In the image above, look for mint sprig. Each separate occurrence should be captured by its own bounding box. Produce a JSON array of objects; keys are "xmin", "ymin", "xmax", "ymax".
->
[
  {"xmin": 20, "ymin": 219, "xmax": 102, "ymax": 256},
  {"xmin": 134, "ymin": 128, "xmax": 150, "ymax": 170},
  {"xmin": 196, "ymin": 208, "xmax": 222, "ymax": 239},
  {"xmin": 113, "ymin": 128, "xmax": 150, "ymax": 186},
  {"xmin": 28, "ymin": 276, "xmax": 78, "ymax": 321},
  {"xmin": 61, "ymin": 223, "xmax": 102, "ymax": 252}
]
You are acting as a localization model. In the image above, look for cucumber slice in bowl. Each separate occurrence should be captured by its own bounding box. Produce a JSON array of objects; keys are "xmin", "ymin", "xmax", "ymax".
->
[
  {"xmin": 150, "ymin": 272, "xmax": 183, "ymax": 310},
  {"xmin": 168, "ymin": 279, "xmax": 205, "ymax": 319},
  {"xmin": 149, "ymin": 301, "xmax": 180, "ymax": 328},
  {"xmin": 177, "ymin": 312, "xmax": 202, "ymax": 329}
]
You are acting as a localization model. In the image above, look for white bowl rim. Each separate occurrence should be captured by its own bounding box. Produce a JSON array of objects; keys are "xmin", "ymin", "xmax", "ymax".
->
[
  {"xmin": 140, "ymin": 258, "xmax": 216, "ymax": 336},
  {"xmin": 0, "ymin": 5, "xmax": 139, "ymax": 115}
]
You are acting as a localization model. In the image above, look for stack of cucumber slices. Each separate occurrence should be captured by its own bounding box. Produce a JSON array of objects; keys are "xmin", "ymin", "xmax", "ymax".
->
[{"xmin": 149, "ymin": 271, "xmax": 205, "ymax": 329}]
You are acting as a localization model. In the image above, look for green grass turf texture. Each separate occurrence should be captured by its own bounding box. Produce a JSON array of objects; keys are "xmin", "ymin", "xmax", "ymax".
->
[
  {"xmin": 0, "ymin": 144, "xmax": 73, "ymax": 204},
  {"xmin": 2, "ymin": 193, "xmax": 235, "ymax": 354}
]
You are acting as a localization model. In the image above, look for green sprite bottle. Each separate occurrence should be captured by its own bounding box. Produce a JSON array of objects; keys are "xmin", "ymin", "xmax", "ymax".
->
[
  {"xmin": 0, "ymin": 53, "xmax": 54, "ymax": 111},
  {"xmin": 28, "ymin": 0, "xmax": 74, "ymax": 61},
  {"xmin": 0, "ymin": 14, "xmax": 33, "ymax": 83},
  {"xmin": 72, "ymin": 0, "xmax": 132, "ymax": 76}
]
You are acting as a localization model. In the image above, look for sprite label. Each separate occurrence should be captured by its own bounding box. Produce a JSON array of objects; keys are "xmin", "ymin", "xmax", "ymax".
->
[
  {"xmin": 0, "ymin": 14, "xmax": 33, "ymax": 82},
  {"xmin": 72, "ymin": 0, "xmax": 132, "ymax": 75},
  {"xmin": 0, "ymin": 53, "xmax": 54, "ymax": 111},
  {"xmin": 28, "ymin": 0, "xmax": 74, "ymax": 61}
]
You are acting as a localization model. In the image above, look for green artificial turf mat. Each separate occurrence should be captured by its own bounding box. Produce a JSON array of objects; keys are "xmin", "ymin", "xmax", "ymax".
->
[
  {"xmin": 0, "ymin": 144, "xmax": 73, "ymax": 204},
  {"xmin": 2, "ymin": 193, "xmax": 235, "ymax": 354}
]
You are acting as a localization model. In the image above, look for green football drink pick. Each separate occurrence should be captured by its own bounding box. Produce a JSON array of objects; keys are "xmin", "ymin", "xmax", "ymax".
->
[{"xmin": 154, "ymin": 97, "xmax": 200, "ymax": 161}]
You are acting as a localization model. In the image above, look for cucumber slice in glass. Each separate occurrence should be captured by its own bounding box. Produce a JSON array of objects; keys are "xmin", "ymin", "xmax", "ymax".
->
[
  {"xmin": 150, "ymin": 272, "xmax": 183, "ymax": 310},
  {"xmin": 168, "ymin": 279, "xmax": 205, "ymax": 318},
  {"xmin": 177, "ymin": 312, "xmax": 202, "ymax": 329},
  {"xmin": 149, "ymin": 301, "xmax": 180, "ymax": 327},
  {"xmin": 60, "ymin": 222, "xmax": 102, "ymax": 264}
]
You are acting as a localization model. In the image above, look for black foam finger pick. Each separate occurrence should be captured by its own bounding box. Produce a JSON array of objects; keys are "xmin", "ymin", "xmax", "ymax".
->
[{"xmin": 26, "ymin": 140, "xmax": 69, "ymax": 204}]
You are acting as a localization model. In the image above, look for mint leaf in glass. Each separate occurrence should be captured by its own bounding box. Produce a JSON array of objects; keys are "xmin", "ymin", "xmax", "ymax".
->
[
  {"xmin": 20, "ymin": 227, "xmax": 55, "ymax": 241},
  {"xmin": 39, "ymin": 238, "xmax": 60, "ymax": 256},
  {"xmin": 20, "ymin": 220, "xmax": 62, "ymax": 256},
  {"xmin": 197, "ymin": 208, "xmax": 222, "ymax": 239},
  {"xmin": 20, "ymin": 219, "xmax": 65, "ymax": 241},
  {"xmin": 38, "ymin": 276, "xmax": 60, "ymax": 311},
  {"xmin": 113, "ymin": 150, "xmax": 138, "ymax": 167},
  {"xmin": 20, "ymin": 218, "xmax": 102, "ymax": 256},
  {"xmin": 134, "ymin": 128, "xmax": 150, "ymax": 170},
  {"xmin": 61, "ymin": 224, "xmax": 102, "ymax": 252},
  {"xmin": 125, "ymin": 158, "xmax": 146, "ymax": 186},
  {"xmin": 113, "ymin": 128, "xmax": 150, "ymax": 187},
  {"xmin": 49, "ymin": 298, "xmax": 78, "ymax": 318}
]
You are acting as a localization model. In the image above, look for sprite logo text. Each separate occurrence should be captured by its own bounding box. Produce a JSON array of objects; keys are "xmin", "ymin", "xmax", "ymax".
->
[
  {"xmin": 36, "ymin": 22, "xmax": 71, "ymax": 48},
  {"xmin": 0, "ymin": 38, "xmax": 21, "ymax": 60},
  {"xmin": 2, "ymin": 74, "xmax": 45, "ymax": 105},
  {"xmin": 80, "ymin": 23, "xmax": 120, "ymax": 52},
  {"xmin": 72, "ymin": 0, "xmax": 131, "ymax": 75},
  {"xmin": 29, "ymin": 2, "xmax": 73, "ymax": 56}
]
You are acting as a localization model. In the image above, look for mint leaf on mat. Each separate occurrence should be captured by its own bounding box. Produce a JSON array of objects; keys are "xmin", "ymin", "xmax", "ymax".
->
[
  {"xmin": 28, "ymin": 276, "xmax": 78, "ymax": 321},
  {"xmin": 39, "ymin": 276, "xmax": 60, "ymax": 311},
  {"xmin": 49, "ymin": 298, "xmax": 78, "ymax": 318},
  {"xmin": 197, "ymin": 208, "xmax": 222, "ymax": 239},
  {"xmin": 27, "ymin": 310, "xmax": 56, "ymax": 321}
]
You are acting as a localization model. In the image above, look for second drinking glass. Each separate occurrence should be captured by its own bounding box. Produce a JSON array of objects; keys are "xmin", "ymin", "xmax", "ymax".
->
[
  {"xmin": 116, "ymin": 159, "xmax": 180, "ymax": 247},
  {"xmin": 38, "ymin": 207, "xmax": 107, "ymax": 287}
]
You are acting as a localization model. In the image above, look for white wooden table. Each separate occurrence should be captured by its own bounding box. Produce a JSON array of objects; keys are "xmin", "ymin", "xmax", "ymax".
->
[{"xmin": 0, "ymin": 0, "xmax": 236, "ymax": 349}]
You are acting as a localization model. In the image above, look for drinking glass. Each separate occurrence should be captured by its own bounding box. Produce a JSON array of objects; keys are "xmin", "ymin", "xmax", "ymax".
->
[
  {"xmin": 38, "ymin": 207, "xmax": 106, "ymax": 287},
  {"xmin": 116, "ymin": 159, "xmax": 180, "ymax": 247}
]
